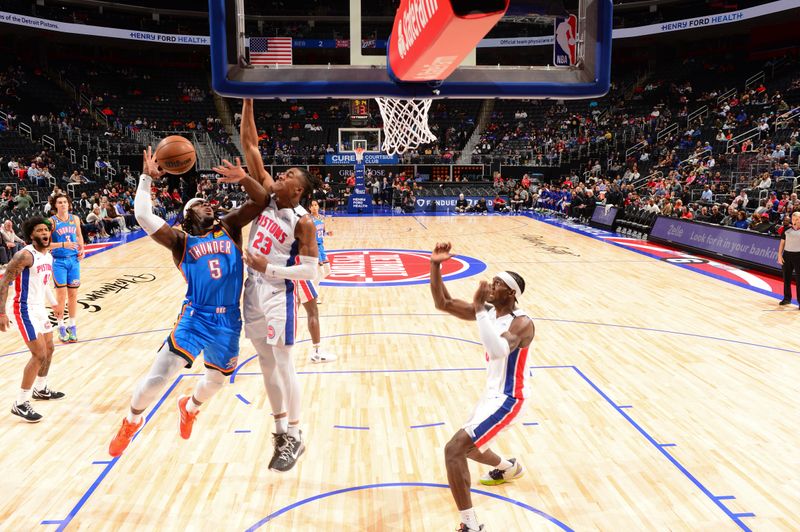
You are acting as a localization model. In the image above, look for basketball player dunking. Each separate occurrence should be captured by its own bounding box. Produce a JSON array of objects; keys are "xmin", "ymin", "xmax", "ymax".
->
[
  {"xmin": 108, "ymin": 148, "xmax": 262, "ymax": 457},
  {"xmin": 214, "ymin": 98, "xmax": 321, "ymax": 473},
  {"xmin": 429, "ymin": 242, "xmax": 534, "ymax": 532},
  {"xmin": 0, "ymin": 217, "xmax": 64, "ymax": 422}
]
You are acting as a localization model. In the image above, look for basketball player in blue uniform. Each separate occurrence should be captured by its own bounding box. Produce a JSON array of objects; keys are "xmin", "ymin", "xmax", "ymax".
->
[
  {"xmin": 109, "ymin": 147, "xmax": 263, "ymax": 457},
  {"xmin": 50, "ymin": 194, "xmax": 84, "ymax": 343},
  {"xmin": 0, "ymin": 217, "xmax": 65, "ymax": 423},
  {"xmin": 430, "ymin": 242, "xmax": 534, "ymax": 532},
  {"xmin": 295, "ymin": 199, "xmax": 337, "ymax": 363}
]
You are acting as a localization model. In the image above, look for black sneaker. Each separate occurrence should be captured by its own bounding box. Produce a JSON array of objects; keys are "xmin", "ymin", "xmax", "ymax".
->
[
  {"xmin": 779, "ymin": 299, "xmax": 791, "ymax": 306},
  {"xmin": 32, "ymin": 387, "xmax": 66, "ymax": 401},
  {"xmin": 11, "ymin": 401, "xmax": 43, "ymax": 423},
  {"xmin": 270, "ymin": 431, "xmax": 305, "ymax": 472},
  {"xmin": 268, "ymin": 433, "xmax": 289, "ymax": 470}
]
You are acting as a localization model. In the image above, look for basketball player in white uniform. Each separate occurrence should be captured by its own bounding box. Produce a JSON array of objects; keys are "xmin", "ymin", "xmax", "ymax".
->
[
  {"xmin": 0, "ymin": 217, "xmax": 65, "ymax": 423},
  {"xmin": 215, "ymin": 98, "xmax": 320, "ymax": 473},
  {"xmin": 429, "ymin": 242, "xmax": 534, "ymax": 532},
  {"xmin": 294, "ymin": 200, "xmax": 337, "ymax": 363}
]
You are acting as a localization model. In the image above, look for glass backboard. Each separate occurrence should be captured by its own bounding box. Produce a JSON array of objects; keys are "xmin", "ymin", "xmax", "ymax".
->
[{"xmin": 209, "ymin": 0, "xmax": 612, "ymax": 99}]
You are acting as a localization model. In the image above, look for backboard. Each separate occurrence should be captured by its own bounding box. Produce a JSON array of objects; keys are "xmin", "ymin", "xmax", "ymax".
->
[{"xmin": 209, "ymin": 0, "xmax": 612, "ymax": 99}]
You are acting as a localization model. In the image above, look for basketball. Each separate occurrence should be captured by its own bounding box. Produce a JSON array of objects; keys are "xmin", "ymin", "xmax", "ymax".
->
[{"xmin": 154, "ymin": 136, "xmax": 196, "ymax": 175}]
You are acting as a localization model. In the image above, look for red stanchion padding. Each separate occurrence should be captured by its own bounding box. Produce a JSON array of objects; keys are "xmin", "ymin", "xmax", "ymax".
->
[{"xmin": 388, "ymin": 0, "xmax": 509, "ymax": 83}]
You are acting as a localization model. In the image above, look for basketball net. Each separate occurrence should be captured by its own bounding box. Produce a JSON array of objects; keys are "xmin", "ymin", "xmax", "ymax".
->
[
  {"xmin": 375, "ymin": 97, "xmax": 437, "ymax": 156},
  {"xmin": 354, "ymin": 147, "xmax": 366, "ymax": 163}
]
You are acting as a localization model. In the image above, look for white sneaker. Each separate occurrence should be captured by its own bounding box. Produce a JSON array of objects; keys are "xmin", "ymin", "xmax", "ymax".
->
[{"xmin": 309, "ymin": 348, "xmax": 337, "ymax": 363}]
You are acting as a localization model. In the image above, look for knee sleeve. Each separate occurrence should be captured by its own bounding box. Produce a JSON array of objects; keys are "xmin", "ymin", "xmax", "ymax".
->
[
  {"xmin": 193, "ymin": 368, "xmax": 225, "ymax": 403},
  {"xmin": 131, "ymin": 344, "xmax": 185, "ymax": 411},
  {"xmin": 252, "ymin": 337, "xmax": 286, "ymax": 415}
]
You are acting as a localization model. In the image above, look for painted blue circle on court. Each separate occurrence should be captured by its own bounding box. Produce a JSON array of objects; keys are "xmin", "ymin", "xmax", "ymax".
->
[
  {"xmin": 320, "ymin": 248, "xmax": 486, "ymax": 287},
  {"xmin": 245, "ymin": 482, "xmax": 574, "ymax": 531}
]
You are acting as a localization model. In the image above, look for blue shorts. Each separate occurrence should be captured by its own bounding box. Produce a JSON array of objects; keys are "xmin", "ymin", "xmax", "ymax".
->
[
  {"xmin": 165, "ymin": 303, "xmax": 242, "ymax": 375},
  {"xmin": 318, "ymin": 244, "xmax": 327, "ymax": 262},
  {"xmin": 53, "ymin": 256, "xmax": 80, "ymax": 288}
]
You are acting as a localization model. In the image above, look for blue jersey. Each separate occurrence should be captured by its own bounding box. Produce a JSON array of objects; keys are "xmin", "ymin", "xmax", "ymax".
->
[
  {"xmin": 181, "ymin": 225, "xmax": 243, "ymax": 309},
  {"xmin": 50, "ymin": 214, "xmax": 79, "ymax": 259},
  {"xmin": 312, "ymin": 215, "xmax": 327, "ymax": 262}
]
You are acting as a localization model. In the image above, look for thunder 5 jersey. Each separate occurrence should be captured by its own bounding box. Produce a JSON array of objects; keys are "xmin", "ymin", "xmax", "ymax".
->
[{"xmin": 181, "ymin": 224, "xmax": 243, "ymax": 308}]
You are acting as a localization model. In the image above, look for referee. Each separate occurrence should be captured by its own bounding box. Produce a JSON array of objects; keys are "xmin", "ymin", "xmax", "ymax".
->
[{"xmin": 778, "ymin": 211, "xmax": 800, "ymax": 308}]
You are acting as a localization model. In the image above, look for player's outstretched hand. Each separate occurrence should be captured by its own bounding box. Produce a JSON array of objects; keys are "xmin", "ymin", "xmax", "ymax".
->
[
  {"xmin": 213, "ymin": 158, "xmax": 248, "ymax": 183},
  {"xmin": 430, "ymin": 242, "xmax": 453, "ymax": 264},
  {"xmin": 143, "ymin": 146, "xmax": 166, "ymax": 180},
  {"xmin": 243, "ymin": 249, "xmax": 268, "ymax": 273},
  {"xmin": 0, "ymin": 314, "xmax": 9, "ymax": 332},
  {"xmin": 472, "ymin": 280, "xmax": 490, "ymax": 311}
]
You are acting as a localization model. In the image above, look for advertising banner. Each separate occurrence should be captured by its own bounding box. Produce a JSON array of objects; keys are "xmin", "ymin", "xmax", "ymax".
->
[{"xmin": 649, "ymin": 216, "xmax": 780, "ymax": 271}]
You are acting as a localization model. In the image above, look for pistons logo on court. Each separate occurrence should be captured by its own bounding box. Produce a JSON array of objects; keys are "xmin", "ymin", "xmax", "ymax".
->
[{"xmin": 321, "ymin": 249, "xmax": 486, "ymax": 287}]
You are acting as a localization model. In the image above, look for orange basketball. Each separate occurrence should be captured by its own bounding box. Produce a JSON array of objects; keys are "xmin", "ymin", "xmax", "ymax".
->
[{"xmin": 155, "ymin": 135, "xmax": 196, "ymax": 175}]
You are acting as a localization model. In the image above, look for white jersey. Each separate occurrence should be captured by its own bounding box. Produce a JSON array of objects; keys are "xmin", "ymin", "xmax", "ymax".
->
[
  {"xmin": 482, "ymin": 307, "xmax": 533, "ymax": 400},
  {"xmin": 246, "ymin": 196, "xmax": 304, "ymax": 286},
  {"xmin": 13, "ymin": 245, "xmax": 53, "ymax": 309}
]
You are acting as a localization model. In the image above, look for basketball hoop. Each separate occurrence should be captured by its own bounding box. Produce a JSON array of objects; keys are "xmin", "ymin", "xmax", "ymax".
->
[
  {"xmin": 375, "ymin": 97, "xmax": 437, "ymax": 156},
  {"xmin": 354, "ymin": 147, "xmax": 366, "ymax": 163}
]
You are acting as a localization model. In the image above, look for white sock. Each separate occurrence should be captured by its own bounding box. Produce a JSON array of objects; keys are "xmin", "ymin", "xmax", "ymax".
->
[
  {"xmin": 288, "ymin": 423, "xmax": 300, "ymax": 439},
  {"xmin": 186, "ymin": 396, "xmax": 200, "ymax": 414},
  {"xmin": 126, "ymin": 411, "xmax": 143, "ymax": 424},
  {"xmin": 459, "ymin": 508, "xmax": 480, "ymax": 530},
  {"xmin": 17, "ymin": 388, "xmax": 32, "ymax": 405},
  {"xmin": 57, "ymin": 318, "xmax": 65, "ymax": 328},
  {"xmin": 312, "ymin": 343, "xmax": 320, "ymax": 353},
  {"xmin": 497, "ymin": 458, "xmax": 513, "ymax": 471},
  {"xmin": 274, "ymin": 416, "xmax": 288, "ymax": 434},
  {"xmin": 34, "ymin": 376, "xmax": 46, "ymax": 391},
  {"xmin": 67, "ymin": 318, "xmax": 75, "ymax": 328}
]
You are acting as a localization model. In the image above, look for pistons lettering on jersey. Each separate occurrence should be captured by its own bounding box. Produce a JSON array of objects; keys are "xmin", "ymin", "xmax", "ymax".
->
[
  {"xmin": 255, "ymin": 215, "xmax": 287, "ymax": 244},
  {"xmin": 188, "ymin": 239, "xmax": 233, "ymax": 260},
  {"xmin": 37, "ymin": 264, "xmax": 53, "ymax": 275}
]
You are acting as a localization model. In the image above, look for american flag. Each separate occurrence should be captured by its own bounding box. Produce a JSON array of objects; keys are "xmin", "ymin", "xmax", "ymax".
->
[{"xmin": 250, "ymin": 37, "xmax": 293, "ymax": 65}]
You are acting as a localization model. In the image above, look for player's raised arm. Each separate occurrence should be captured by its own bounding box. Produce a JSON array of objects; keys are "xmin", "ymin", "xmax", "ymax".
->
[
  {"xmin": 134, "ymin": 147, "xmax": 183, "ymax": 254},
  {"xmin": 213, "ymin": 157, "xmax": 268, "ymax": 206},
  {"xmin": 429, "ymin": 242, "xmax": 477, "ymax": 321},
  {"xmin": 241, "ymin": 98, "xmax": 274, "ymax": 194},
  {"xmin": 243, "ymin": 216, "xmax": 319, "ymax": 280}
]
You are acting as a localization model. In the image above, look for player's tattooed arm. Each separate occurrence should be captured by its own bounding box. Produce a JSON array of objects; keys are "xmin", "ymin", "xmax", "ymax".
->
[
  {"xmin": 0, "ymin": 250, "xmax": 33, "ymax": 331},
  {"xmin": 430, "ymin": 242, "xmax": 476, "ymax": 321}
]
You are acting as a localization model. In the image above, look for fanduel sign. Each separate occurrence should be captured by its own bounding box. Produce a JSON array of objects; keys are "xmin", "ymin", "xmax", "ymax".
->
[
  {"xmin": 326, "ymin": 153, "xmax": 399, "ymax": 165},
  {"xmin": 414, "ymin": 196, "xmax": 507, "ymax": 212}
]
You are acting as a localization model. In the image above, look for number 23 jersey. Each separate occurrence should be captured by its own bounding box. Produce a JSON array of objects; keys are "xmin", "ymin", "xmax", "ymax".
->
[{"xmin": 246, "ymin": 196, "xmax": 303, "ymax": 287}]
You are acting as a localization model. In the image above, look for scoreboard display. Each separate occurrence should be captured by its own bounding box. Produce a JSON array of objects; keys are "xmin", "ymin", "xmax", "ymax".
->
[{"xmin": 350, "ymin": 99, "xmax": 369, "ymax": 120}]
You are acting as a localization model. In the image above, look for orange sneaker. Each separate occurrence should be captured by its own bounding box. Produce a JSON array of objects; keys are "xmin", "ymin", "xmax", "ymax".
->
[
  {"xmin": 109, "ymin": 417, "xmax": 143, "ymax": 457},
  {"xmin": 178, "ymin": 395, "xmax": 198, "ymax": 440}
]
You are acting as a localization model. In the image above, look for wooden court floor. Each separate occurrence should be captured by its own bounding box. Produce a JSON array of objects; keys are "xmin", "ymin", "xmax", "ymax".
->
[{"xmin": 0, "ymin": 215, "xmax": 798, "ymax": 531}]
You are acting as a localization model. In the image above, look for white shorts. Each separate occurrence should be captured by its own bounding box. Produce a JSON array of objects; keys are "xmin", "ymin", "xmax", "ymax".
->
[
  {"xmin": 9, "ymin": 303, "xmax": 53, "ymax": 343},
  {"xmin": 463, "ymin": 394, "xmax": 526, "ymax": 452},
  {"xmin": 296, "ymin": 263, "xmax": 331, "ymax": 304},
  {"xmin": 243, "ymin": 275, "xmax": 299, "ymax": 345}
]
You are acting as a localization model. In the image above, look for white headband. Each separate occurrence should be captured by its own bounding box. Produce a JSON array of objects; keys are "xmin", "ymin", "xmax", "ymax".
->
[
  {"xmin": 496, "ymin": 271, "xmax": 522, "ymax": 300},
  {"xmin": 183, "ymin": 197, "xmax": 206, "ymax": 217}
]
